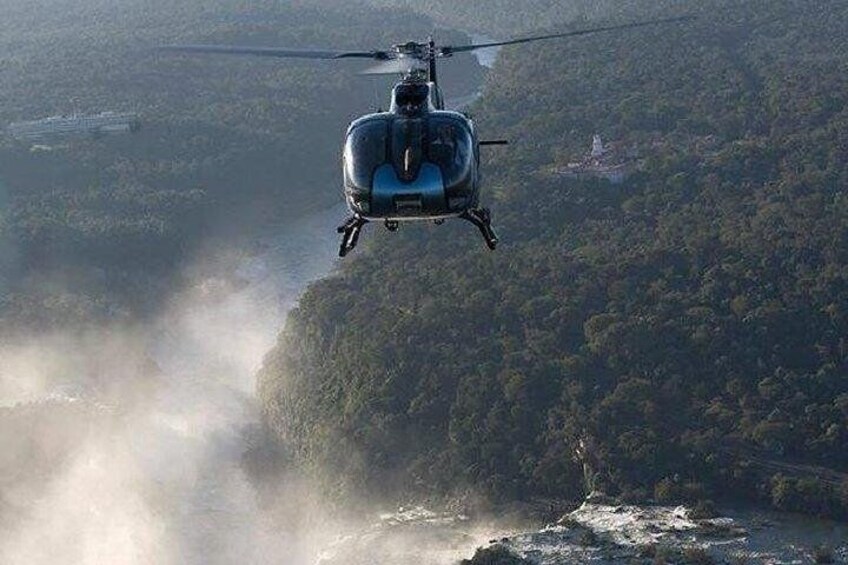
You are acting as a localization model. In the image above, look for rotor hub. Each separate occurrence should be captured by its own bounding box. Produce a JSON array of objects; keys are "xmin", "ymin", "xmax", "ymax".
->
[{"xmin": 392, "ymin": 41, "xmax": 425, "ymax": 56}]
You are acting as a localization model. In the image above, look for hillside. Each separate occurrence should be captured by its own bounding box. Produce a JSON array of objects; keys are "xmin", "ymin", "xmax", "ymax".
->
[
  {"xmin": 362, "ymin": 0, "xmax": 690, "ymax": 34},
  {"xmin": 258, "ymin": 0, "xmax": 848, "ymax": 518}
]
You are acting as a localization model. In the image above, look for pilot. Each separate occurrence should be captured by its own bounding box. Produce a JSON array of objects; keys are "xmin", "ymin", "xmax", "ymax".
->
[
  {"xmin": 400, "ymin": 100, "xmax": 420, "ymax": 115},
  {"xmin": 395, "ymin": 83, "xmax": 428, "ymax": 116},
  {"xmin": 398, "ymin": 94, "xmax": 424, "ymax": 116}
]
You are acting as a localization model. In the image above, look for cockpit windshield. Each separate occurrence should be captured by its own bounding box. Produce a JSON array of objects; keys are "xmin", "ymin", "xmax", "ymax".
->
[
  {"xmin": 427, "ymin": 118, "xmax": 472, "ymax": 189},
  {"xmin": 344, "ymin": 120, "xmax": 387, "ymax": 190},
  {"xmin": 344, "ymin": 115, "xmax": 473, "ymax": 190}
]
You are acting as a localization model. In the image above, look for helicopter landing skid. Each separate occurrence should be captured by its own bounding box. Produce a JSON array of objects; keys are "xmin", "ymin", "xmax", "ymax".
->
[
  {"xmin": 337, "ymin": 215, "xmax": 368, "ymax": 257},
  {"xmin": 461, "ymin": 208, "xmax": 499, "ymax": 250}
]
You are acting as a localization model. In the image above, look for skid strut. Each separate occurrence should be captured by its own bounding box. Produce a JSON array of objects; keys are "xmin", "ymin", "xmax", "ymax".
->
[
  {"xmin": 337, "ymin": 215, "xmax": 368, "ymax": 257},
  {"xmin": 461, "ymin": 208, "xmax": 499, "ymax": 250}
]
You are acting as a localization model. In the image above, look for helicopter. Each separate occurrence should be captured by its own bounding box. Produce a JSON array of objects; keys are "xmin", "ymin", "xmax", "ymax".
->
[{"xmin": 162, "ymin": 16, "xmax": 692, "ymax": 257}]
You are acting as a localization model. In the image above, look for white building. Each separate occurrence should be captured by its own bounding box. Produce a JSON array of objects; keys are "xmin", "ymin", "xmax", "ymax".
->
[
  {"xmin": 7, "ymin": 111, "xmax": 141, "ymax": 140},
  {"xmin": 591, "ymin": 134, "xmax": 605, "ymax": 159},
  {"xmin": 556, "ymin": 134, "xmax": 635, "ymax": 185}
]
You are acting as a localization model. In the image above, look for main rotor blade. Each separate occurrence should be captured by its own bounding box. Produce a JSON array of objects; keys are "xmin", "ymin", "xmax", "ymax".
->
[
  {"xmin": 159, "ymin": 44, "xmax": 388, "ymax": 60},
  {"xmin": 360, "ymin": 58, "xmax": 427, "ymax": 75},
  {"xmin": 441, "ymin": 15, "xmax": 696, "ymax": 55}
]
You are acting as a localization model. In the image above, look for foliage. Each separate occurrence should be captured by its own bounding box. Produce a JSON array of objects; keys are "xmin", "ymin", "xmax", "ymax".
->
[
  {"xmin": 363, "ymin": 0, "xmax": 691, "ymax": 35},
  {"xmin": 259, "ymin": 0, "xmax": 848, "ymax": 519},
  {"xmin": 813, "ymin": 544, "xmax": 835, "ymax": 564},
  {"xmin": 682, "ymin": 547, "xmax": 716, "ymax": 565}
]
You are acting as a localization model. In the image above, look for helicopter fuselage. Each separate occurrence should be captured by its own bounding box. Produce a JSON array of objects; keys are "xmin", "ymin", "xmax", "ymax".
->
[{"xmin": 342, "ymin": 80, "xmax": 479, "ymax": 222}]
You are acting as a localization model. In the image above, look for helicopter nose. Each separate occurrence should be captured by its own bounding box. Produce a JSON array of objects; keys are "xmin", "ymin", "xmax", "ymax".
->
[
  {"xmin": 394, "ymin": 194, "xmax": 423, "ymax": 214},
  {"xmin": 370, "ymin": 163, "xmax": 445, "ymax": 217}
]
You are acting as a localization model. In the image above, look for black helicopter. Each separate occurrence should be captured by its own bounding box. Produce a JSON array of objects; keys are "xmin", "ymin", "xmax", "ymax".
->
[{"xmin": 162, "ymin": 16, "xmax": 691, "ymax": 257}]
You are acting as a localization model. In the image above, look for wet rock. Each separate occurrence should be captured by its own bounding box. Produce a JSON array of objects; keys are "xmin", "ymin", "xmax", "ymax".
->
[
  {"xmin": 495, "ymin": 500, "xmax": 847, "ymax": 564},
  {"xmin": 584, "ymin": 491, "xmax": 618, "ymax": 505},
  {"xmin": 460, "ymin": 544, "xmax": 532, "ymax": 565}
]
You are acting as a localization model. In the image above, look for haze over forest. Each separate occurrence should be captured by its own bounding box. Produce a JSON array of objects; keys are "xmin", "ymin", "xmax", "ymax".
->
[{"xmin": 0, "ymin": 0, "xmax": 846, "ymax": 563}]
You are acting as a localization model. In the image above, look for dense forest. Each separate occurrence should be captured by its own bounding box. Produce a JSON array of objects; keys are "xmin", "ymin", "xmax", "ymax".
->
[
  {"xmin": 259, "ymin": 0, "xmax": 848, "ymax": 519},
  {"xmin": 0, "ymin": 0, "xmax": 481, "ymax": 330},
  {"xmin": 363, "ymin": 0, "xmax": 691, "ymax": 34}
]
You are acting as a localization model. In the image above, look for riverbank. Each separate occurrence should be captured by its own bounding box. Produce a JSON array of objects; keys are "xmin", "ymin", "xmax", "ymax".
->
[
  {"xmin": 475, "ymin": 499, "xmax": 848, "ymax": 564},
  {"xmin": 313, "ymin": 496, "xmax": 848, "ymax": 564}
]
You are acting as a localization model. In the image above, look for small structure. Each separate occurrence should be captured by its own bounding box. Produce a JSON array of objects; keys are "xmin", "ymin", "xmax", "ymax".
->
[
  {"xmin": 6, "ymin": 111, "xmax": 141, "ymax": 141},
  {"xmin": 555, "ymin": 134, "xmax": 636, "ymax": 185},
  {"xmin": 591, "ymin": 134, "xmax": 605, "ymax": 159}
]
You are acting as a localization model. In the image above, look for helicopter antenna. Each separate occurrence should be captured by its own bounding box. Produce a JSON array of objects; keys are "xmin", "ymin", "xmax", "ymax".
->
[{"xmin": 427, "ymin": 36, "xmax": 438, "ymax": 87}]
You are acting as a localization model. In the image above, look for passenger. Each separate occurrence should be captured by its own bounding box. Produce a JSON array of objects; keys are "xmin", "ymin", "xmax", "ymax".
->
[{"xmin": 430, "ymin": 124, "xmax": 456, "ymax": 166}]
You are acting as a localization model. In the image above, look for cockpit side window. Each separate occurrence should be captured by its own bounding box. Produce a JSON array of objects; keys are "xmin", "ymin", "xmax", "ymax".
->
[
  {"xmin": 428, "ymin": 118, "xmax": 472, "ymax": 190},
  {"xmin": 344, "ymin": 121, "xmax": 388, "ymax": 190},
  {"xmin": 345, "ymin": 115, "xmax": 473, "ymax": 191}
]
